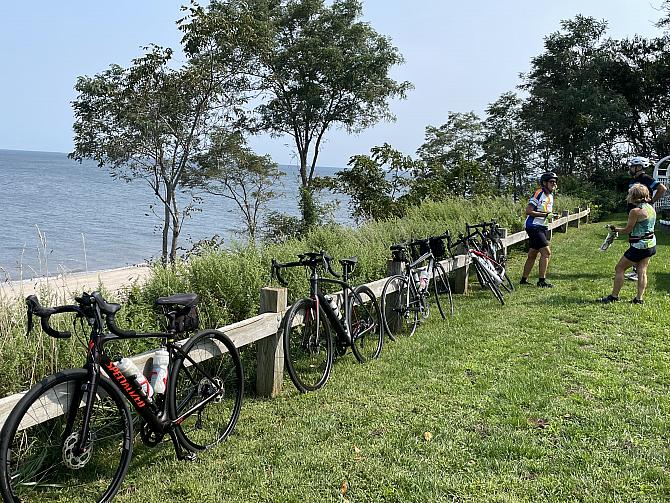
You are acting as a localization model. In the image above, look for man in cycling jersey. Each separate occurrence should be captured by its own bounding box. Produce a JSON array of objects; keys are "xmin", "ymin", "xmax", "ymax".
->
[
  {"xmin": 520, "ymin": 172, "xmax": 557, "ymax": 288},
  {"xmin": 624, "ymin": 156, "xmax": 666, "ymax": 281}
]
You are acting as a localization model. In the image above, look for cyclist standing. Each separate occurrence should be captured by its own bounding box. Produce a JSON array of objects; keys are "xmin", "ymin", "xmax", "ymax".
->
[
  {"xmin": 624, "ymin": 156, "xmax": 666, "ymax": 281},
  {"xmin": 599, "ymin": 183, "xmax": 656, "ymax": 304},
  {"xmin": 520, "ymin": 172, "xmax": 557, "ymax": 288}
]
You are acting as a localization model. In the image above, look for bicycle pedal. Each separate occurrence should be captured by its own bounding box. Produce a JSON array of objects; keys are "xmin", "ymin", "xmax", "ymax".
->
[{"xmin": 183, "ymin": 452, "xmax": 197, "ymax": 462}]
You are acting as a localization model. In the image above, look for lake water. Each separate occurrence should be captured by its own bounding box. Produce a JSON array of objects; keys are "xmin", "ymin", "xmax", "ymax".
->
[{"xmin": 0, "ymin": 149, "xmax": 350, "ymax": 280}]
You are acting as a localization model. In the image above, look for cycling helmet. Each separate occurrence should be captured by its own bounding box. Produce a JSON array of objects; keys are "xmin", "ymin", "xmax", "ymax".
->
[
  {"xmin": 539, "ymin": 172, "xmax": 558, "ymax": 186},
  {"xmin": 627, "ymin": 156, "xmax": 651, "ymax": 169}
]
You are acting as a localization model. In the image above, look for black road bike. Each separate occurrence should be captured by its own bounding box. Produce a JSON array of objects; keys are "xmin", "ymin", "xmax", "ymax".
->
[
  {"xmin": 380, "ymin": 232, "xmax": 454, "ymax": 339},
  {"xmin": 271, "ymin": 251, "xmax": 383, "ymax": 392},
  {"xmin": 0, "ymin": 291, "xmax": 243, "ymax": 502}
]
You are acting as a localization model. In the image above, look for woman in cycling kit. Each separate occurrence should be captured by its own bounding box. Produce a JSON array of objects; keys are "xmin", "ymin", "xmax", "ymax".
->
[
  {"xmin": 520, "ymin": 172, "xmax": 557, "ymax": 288},
  {"xmin": 599, "ymin": 183, "xmax": 656, "ymax": 305}
]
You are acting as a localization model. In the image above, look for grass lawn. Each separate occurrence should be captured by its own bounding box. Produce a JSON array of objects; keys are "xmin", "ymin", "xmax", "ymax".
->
[{"xmin": 75, "ymin": 218, "xmax": 670, "ymax": 501}]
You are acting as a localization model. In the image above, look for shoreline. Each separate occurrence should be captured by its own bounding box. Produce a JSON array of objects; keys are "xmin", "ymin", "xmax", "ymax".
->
[{"xmin": 0, "ymin": 264, "xmax": 152, "ymax": 303}]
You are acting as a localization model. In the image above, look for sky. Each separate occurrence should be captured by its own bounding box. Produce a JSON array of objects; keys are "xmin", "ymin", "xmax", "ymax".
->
[{"xmin": 0, "ymin": 0, "xmax": 667, "ymax": 168}]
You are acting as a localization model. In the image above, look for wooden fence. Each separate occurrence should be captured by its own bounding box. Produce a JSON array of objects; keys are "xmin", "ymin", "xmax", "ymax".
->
[{"xmin": 0, "ymin": 208, "xmax": 589, "ymax": 427}]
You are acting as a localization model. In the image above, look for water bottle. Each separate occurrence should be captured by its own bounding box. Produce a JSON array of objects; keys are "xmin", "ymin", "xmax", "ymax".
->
[
  {"xmin": 150, "ymin": 349, "xmax": 169, "ymax": 395},
  {"xmin": 116, "ymin": 358, "xmax": 154, "ymax": 399},
  {"xmin": 325, "ymin": 295, "xmax": 339, "ymax": 314},
  {"xmin": 419, "ymin": 270, "xmax": 429, "ymax": 291}
]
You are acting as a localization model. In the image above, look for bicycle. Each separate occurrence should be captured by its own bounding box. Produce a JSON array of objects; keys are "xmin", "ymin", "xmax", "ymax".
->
[
  {"xmin": 271, "ymin": 251, "xmax": 383, "ymax": 393},
  {"xmin": 380, "ymin": 231, "xmax": 454, "ymax": 340},
  {"xmin": 0, "ymin": 291, "xmax": 243, "ymax": 502},
  {"xmin": 465, "ymin": 221, "xmax": 514, "ymax": 293},
  {"xmin": 449, "ymin": 231, "xmax": 507, "ymax": 305}
]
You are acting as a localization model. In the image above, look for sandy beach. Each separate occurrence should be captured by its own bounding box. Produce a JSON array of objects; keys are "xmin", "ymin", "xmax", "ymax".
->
[{"xmin": 0, "ymin": 264, "xmax": 152, "ymax": 303}]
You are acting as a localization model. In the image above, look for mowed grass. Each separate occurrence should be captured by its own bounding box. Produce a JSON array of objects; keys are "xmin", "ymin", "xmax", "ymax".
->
[{"xmin": 93, "ymin": 218, "xmax": 670, "ymax": 501}]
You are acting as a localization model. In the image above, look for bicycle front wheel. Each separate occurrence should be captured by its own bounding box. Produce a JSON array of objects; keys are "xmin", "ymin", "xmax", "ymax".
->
[
  {"xmin": 170, "ymin": 330, "xmax": 244, "ymax": 451},
  {"xmin": 433, "ymin": 262, "xmax": 454, "ymax": 318},
  {"xmin": 283, "ymin": 298, "xmax": 334, "ymax": 392},
  {"xmin": 381, "ymin": 274, "xmax": 419, "ymax": 338},
  {"xmin": 473, "ymin": 259, "xmax": 505, "ymax": 305},
  {"xmin": 0, "ymin": 369, "xmax": 133, "ymax": 503},
  {"xmin": 349, "ymin": 285, "xmax": 383, "ymax": 363}
]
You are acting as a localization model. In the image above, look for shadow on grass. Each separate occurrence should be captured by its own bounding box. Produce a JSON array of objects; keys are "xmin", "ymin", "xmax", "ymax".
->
[
  {"xmin": 653, "ymin": 272, "xmax": 670, "ymax": 293},
  {"xmin": 548, "ymin": 272, "xmax": 605, "ymax": 281}
]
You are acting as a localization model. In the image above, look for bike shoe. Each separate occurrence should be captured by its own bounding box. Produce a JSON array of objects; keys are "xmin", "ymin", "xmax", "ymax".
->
[
  {"xmin": 537, "ymin": 280, "xmax": 554, "ymax": 288},
  {"xmin": 631, "ymin": 297, "xmax": 644, "ymax": 305},
  {"xmin": 519, "ymin": 278, "xmax": 530, "ymax": 285},
  {"xmin": 598, "ymin": 295, "xmax": 619, "ymax": 304}
]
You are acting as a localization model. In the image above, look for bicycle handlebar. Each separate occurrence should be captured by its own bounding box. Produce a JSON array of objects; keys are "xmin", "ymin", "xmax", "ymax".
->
[
  {"xmin": 271, "ymin": 251, "xmax": 341, "ymax": 287},
  {"xmin": 25, "ymin": 295, "xmax": 78, "ymax": 339}
]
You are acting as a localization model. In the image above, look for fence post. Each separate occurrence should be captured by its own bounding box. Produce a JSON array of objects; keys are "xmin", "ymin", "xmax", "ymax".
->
[
  {"xmin": 570, "ymin": 207, "xmax": 581, "ymax": 228},
  {"xmin": 453, "ymin": 245, "xmax": 469, "ymax": 294},
  {"xmin": 387, "ymin": 259, "xmax": 403, "ymax": 277},
  {"xmin": 256, "ymin": 287, "xmax": 287, "ymax": 398},
  {"xmin": 558, "ymin": 210, "xmax": 569, "ymax": 232},
  {"xmin": 497, "ymin": 227, "xmax": 509, "ymax": 256}
]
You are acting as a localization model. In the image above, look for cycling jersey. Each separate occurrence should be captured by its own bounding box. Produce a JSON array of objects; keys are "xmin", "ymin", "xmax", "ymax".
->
[
  {"xmin": 627, "ymin": 174, "xmax": 660, "ymax": 212},
  {"xmin": 524, "ymin": 188, "xmax": 554, "ymax": 229}
]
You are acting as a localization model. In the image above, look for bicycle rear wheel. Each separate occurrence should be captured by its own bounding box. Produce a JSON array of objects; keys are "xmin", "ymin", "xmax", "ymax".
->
[
  {"xmin": 349, "ymin": 285, "xmax": 383, "ymax": 363},
  {"xmin": 170, "ymin": 329, "xmax": 244, "ymax": 451},
  {"xmin": 283, "ymin": 298, "xmax": 334, "ymax": 392},
  {"xmin": 0, "ymin": 369, "xmax": 133, "ymax": 503},
  {"xmin": 381, "ymin": 275, "xmax": 419, "ymax": 339},
  {"xmin": 432, "ymin": 262, "xmax": 454, "ymax": 318}
]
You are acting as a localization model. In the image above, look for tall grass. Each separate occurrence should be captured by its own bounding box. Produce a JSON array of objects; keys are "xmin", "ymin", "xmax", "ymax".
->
[{"xmin": 0, "ymin": 195, "xmax": 587, "ymax": 396}]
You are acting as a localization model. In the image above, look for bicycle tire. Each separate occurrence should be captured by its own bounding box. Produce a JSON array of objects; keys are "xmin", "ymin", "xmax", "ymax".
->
[
  {"xmin": 283, "ymin": 298, "xmax": 334, "ymax": 392},
  {"xmin": 473, "ymin": 259, "xmax": 505, "ymax": 305},
  {"xmin": 380, "ymin": 274, "xmax": 419, "ymax": 339},
  {"xmin": 349, "ymin": 285, "xmax": 384, "ymax": 363},
  {"xmin": 0, "ymin": 369, "xmax": 133, "ymax": 503},
  {"xmin": 432, "ymin": 262, "xmax": 454, "ymax": 318},
  {"xmin": 170, "ymin": 329, "xmax": 244, "ymax": 451}
]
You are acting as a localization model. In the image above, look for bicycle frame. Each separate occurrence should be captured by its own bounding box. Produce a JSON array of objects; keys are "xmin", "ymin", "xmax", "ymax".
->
[{"xmin": 74, "ymin": 319, "xmax": 223, "ymax": 459}]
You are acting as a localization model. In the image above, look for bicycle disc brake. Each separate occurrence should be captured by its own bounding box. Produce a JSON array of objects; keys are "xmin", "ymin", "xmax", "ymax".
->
[
  {"xmin": 198, "ymin": 377, "xmax": 224, "ymax": 404},
  {"xmin": 62, "ymin": 432, "xmax": 92, "ymax": 469}
]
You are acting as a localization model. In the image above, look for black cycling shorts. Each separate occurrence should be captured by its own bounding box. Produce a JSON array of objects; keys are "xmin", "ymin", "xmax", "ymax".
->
[
  {"xmin": 624, "ymin": 246, "xmax": 656, "ymax": 263},
  {"xmin": 526, "ymin": 226, "xmax": 550, "ymax": 250}
]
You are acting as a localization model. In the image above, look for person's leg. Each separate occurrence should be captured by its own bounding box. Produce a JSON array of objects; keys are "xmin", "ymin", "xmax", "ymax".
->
[
  {"xmin": 522, "ymin": 249, "xmax": 539, "ymax": 280},
  {"xmin": 635, "ymin": 256, "xmax": 651, "ymax": 301},
  {"xmin": 538, "ymin": 246, "xmax": 551, "ymax": 278},
  {"xmin": 612, "ymin": 256, "xmax": 635, "ymax": 298}
]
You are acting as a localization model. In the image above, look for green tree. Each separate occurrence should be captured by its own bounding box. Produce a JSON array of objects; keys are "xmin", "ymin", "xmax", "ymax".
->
[
  {"xmin": 188, "ymin": 131, "xmax": 284, "ymax": 242},
  {"xmin": 483, "ymin": 92, "xmax": 536, "ymax": 199},
  {"xmin": 181, "ymin": 0, "xmax": 412, "ymax": 228},
  {"xmin": 71, "ymin": 44, "xmax": 248, "ymax": 263},
  {"xmin": 520, "ymin": 16, "xmax": 628, "ymax": 176},
  {"xmin": 330, "ymin": 143, "xmax": 415, "ymax": 222},
  {"xmin": 415, "ymin": 112, "xmax": 493, "ymax": 199}
]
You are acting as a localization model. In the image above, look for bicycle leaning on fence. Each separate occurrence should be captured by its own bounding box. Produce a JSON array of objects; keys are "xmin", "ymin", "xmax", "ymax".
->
[
  {"xmin": 465, "ymin": 221, "xmax": 514, "ymax": 293},
  {"xmin": 271, "ymin": 251, "xmax": 383, "ymax": 393},
  {"xmin": 0, "ymin": 291, "xmax": 243, "ymax": 503},
  {"xmin": 380, "ymin": 231, "xmax": 454, "ymax": 339},
  {"xmin": 448, "ymin": 230, "xmax": 509, "ymax": 305}
]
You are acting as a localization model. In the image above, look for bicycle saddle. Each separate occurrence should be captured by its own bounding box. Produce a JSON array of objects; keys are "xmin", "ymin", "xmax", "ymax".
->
[
  {"xmin": 339, "ymin": 257, "xmax": 358, "ymax": 267},
  {"xmin": 155, "ymin": 293, "xmax": 198, "ymax": 308}
]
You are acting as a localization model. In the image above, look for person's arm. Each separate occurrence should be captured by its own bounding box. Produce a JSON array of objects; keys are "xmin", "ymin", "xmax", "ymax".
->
[
  {"xmin": 525, "ymin": 204, "xmax": 550, "ymax": 218},
  {"xmin": 612, "ymin": 209, "xmax": 640, "ymax": 235},
  {"xmin": 651, "ymin": 183, "xmax": 667, "ymax": 204}
]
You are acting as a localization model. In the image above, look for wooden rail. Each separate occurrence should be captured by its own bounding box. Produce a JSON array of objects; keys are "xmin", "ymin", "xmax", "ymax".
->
[{"xmin": 0, "ymin": 208, "xmax": 589, "ymax": 428}]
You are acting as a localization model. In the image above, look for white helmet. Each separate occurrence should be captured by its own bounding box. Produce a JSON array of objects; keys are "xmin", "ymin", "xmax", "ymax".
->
[{"xmin": 627, "ymin": 156, "xmax": 651, "ymax": 168}]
